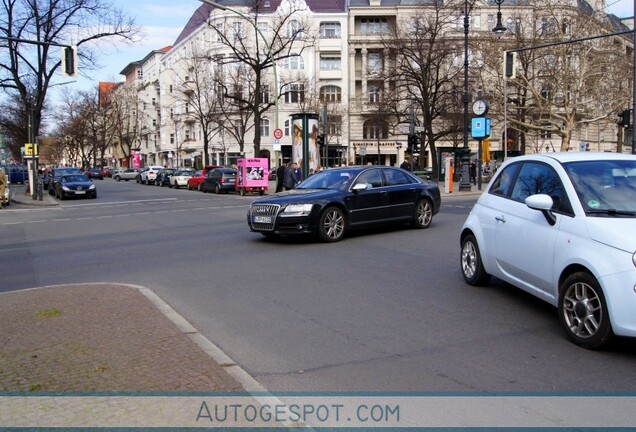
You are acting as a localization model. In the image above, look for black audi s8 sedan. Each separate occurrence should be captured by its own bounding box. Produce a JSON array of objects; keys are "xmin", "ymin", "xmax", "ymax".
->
[{"xmin": 247, "ymin": 165, "xmax": 441, "ymax": 242}]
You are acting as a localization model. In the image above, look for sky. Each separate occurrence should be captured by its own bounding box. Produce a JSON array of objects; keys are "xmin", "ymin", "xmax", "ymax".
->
[{"xmin": 49, "ymin": 0, "xmax": 635, "ymax": 101}]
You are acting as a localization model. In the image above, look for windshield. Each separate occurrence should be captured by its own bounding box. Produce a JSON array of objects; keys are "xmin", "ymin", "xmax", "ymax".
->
[
  {"xmin": 564, "ymin": 159, "xmax": 636, "ymax": 215},
  {"xmin": 297, "ymin": 169, "xmax": 357, "ymax": 190},
  {"xmin": 62, "ymin": 175, "xmax": 88, "ymax": 182}
]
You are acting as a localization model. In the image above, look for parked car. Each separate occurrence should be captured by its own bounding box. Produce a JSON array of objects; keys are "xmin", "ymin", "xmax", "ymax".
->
[
  {"xmin": 155, "ymin": 168, "xmax": 177, "ymax": 187},
  {"xmin": 187, "ymin": 165, "xmax": 223, "ymax": 191},
  {"xmin": 460, "ymin": 152, "xmax": 636, "ymax": 349},
  {"xmin": 139, "ymin": 165, "xmax": 165, "ymax": 185},
  {"xmin": 101, "ymin": 167, "xmax": 114, "ymax": 177},
  {"xmin": 202, "ymin": 168, "xmax": 237, "ymax": 194},
  {"xmin": 53, "ymin": 173, "xmax": 96, "ymax": 200},
  {"xmin": 86, "ymin": 168, "xmax": 104, "ymax": 180},
  {"xmin": 170, "ymin": 169, "xmax": 194, "ymax": 188},
  {"xmin": 247, "ymin": 166, "xmax": 441, "ymax": 242},
  {"xmin": 187, "ymin": 170, "xmax": 206, "ymax": 191},
  {"xmin": 113, "ymin": 168, "xmax": 140, "ymax": 182},
  {"xmin": 48, "ymin": 167, "xmax": 83, "ymax": 195}
]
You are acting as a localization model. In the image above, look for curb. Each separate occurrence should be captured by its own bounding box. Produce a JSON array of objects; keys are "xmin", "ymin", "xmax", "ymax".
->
[{"xmin": 9, "ymin": 191, "xmax": 59, "ymax": 207}]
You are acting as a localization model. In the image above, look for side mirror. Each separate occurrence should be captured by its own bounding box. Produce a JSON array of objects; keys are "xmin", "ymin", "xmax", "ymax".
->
[
  {"xmin": 352, "ymin": 183, "xmax": 368, "ymax": 191},
  {"xmin": 526, "ymin": 194, "xmax": 556, "ymax": 226}
]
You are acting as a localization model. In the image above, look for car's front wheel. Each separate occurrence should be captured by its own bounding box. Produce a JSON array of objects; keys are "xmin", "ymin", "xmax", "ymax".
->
[
  {"xmin": 412, "ymin": 198, "xmax": 433, "ymax": 229},
  {"xmin": 559, "ymin": 272, "xmax": 613, "ymax": 349},
  {"xmin": 317, "ymin": 206, "xmax": 346, "ymax": 242},
  {"xmin": 460, "ymin": 234, "xmax": 491, "ymax": 286},
  {"xmin": 114, "ymin": 176, "xmax": 121, "ymax": 182},
  {"xmin": 215, "ymin": 184, "xmax": 221, "ymax": 194}
]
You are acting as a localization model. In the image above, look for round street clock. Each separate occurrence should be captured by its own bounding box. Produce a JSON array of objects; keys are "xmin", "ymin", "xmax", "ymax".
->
[{"xmin": 472, "ymin": 99, "xmax": 489, "ymax": 116}]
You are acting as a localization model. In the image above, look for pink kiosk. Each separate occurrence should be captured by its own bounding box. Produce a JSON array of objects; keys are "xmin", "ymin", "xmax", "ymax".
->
[{"xmin": 236, "ymin": 158, "xmax": 269, "ymax": 196}]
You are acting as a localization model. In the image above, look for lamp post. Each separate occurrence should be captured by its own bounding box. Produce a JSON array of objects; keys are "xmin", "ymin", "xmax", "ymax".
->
[{"xmin": 460, "ymin": 0, "xmax": 505, "ymax": 191}]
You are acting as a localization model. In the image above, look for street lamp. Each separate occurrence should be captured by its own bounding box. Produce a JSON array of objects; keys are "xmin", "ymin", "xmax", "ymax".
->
[
  {"xmin": 198, "ymin": 0, "xmax": 280, "ymax": 130},
  {"xmin": 459, "ymin": 0, "xmax": 505, "ymax": 191}
]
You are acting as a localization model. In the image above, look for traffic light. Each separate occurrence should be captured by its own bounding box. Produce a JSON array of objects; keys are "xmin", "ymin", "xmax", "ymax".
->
[
  {"xmin": 413, "ymin": 134, "xmax": 421, "ymax": 152},
  {"xmin": 407, "ymin": 134, "xmax": 416, "ymax": 153},
  {"xmin": 61, "ymin": 45, "xmax": 78, "ymax": 77},
  {"xmin": 617, "ymin": 109, "xmax": 631, "ymax": 128},
  {"xmin": 316, "ymin": 134, "xmax": 325, "ymax": 147},
  {"xmin": 504, "ymin": 52, "xmax": 517, "ymax": 79}
]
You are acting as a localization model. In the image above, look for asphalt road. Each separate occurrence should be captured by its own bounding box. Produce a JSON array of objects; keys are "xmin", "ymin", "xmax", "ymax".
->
[{"xmin": 1, "ymin": 179, "xmax": 635, "ymax": 393}]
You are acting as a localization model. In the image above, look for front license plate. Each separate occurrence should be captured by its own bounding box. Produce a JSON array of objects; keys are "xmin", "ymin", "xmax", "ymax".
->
[
  {"xmin": 253, "ymin": 216, "xmax": 272, "ymax": 224},
  {"xmin": 74, "ymin": 191, "xmax": 86, "ymax": 194}
]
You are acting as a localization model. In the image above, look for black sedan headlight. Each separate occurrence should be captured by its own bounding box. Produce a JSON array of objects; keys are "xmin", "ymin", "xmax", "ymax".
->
[{"xmin": 280, "ymin": 203, "xmax": 314, "ymax": 217}]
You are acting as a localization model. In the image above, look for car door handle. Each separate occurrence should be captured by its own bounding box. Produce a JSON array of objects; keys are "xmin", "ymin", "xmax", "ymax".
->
[{"xmin": 495, "ymin": 215, "xmax": 506, "ymax": 223}]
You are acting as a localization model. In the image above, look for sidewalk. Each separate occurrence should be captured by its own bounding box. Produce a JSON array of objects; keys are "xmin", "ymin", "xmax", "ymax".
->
[{"xmin": 0, "ymin": 283, "xmax": 245, "ymax": 392}]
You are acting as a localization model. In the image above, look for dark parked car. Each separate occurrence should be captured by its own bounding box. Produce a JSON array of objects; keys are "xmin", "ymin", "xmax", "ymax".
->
[
  {"xmin": 155, "ymin": 168, "xmax": 177, "ymax": 187},
  {"xmin": 86, "ymin": 168, "xmax": 104, "ymax": 180},
  {"xmin": 48, "ymin": 167, "xmax": 83, "ymax": 195},
  {"xmin": 53, "ymin": 174, "xmax": 96, "ymax": 200},
  {"xmin": 202, "ymin": 168, "xmax": 237, "ymax": 194},
  {"xmin": 247, "ymin": 166, "xmax": 441, "ymax": 242}
]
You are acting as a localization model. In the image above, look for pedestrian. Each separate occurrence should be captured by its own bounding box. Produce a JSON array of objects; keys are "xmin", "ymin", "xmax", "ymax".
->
[
  {"xmin": 294, "ymin": 160, "xmax": 303, "ymax": 183},
  {"xmin": 470, "ymin": 161, "xmax": 477, "ymax": 185},
  {"xmin": 0, "ymin": 167, "xmax": 6, "ymax": 209},
  {"xmin": 400, "ymin": 159, "xmax": 411, "ymax": 171},
  {"xmin": 275, "ymin": 163, "xmax": 286, "ymax": 192},
  {"xmin": 283, "ymin": 162, "xmax": 298, "ymax": 190}
]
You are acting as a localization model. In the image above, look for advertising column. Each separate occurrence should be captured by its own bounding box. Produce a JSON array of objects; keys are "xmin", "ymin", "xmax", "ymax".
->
[{"xmin": 291, "ymin": 113, "xmax": 319, "ymax": 180}]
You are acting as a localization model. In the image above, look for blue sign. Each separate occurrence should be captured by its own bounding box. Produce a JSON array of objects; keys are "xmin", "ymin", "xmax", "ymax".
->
[{"xmin": 471, "ymin": 117, "xmax": 491, "ymax": 139}]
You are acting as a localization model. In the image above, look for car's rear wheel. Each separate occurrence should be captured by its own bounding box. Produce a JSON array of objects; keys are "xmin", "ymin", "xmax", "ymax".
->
[
  {"xmin": 318, "ymin": 207, "xmax": 345, "ymax": 242},
  {"xmin": 198, "ymin": 183, "xmax": 202, "ymax": 192},
  {"xmin": 559, "ymin": 272, "xmax": 613, "ymax": 349},
  {"xmin": 412, "ymin": 198, "xmax": 433, "ymax": 229},
  {"xmin": 460, "ymin": 234, "xmax": 491, "ymax": 286}
]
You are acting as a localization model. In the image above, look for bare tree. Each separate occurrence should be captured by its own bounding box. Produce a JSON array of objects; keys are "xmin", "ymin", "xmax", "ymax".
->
[
  {"xmin": 0, "ymin": 0, "xmax": 139, "ymax": 153},
  {"xmin": 205, "ymin": 0, "xmax": 312, "ymax": 156},
  {"xmin": 477, "ymin": 0, "xmax": 631, "ymax": 152},
  {"xmin": 381, "ymin": 4, "xmax": 464, "ymax": 175},
  {"xmin": 108, "ymin": 84, "xmax": 140, "ymax": 165}
]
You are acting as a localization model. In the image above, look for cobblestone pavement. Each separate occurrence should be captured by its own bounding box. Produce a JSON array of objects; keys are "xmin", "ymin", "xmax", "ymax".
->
[{"xmin": 0, "ymin": 284, "xmax": 244, "ymax": 392}]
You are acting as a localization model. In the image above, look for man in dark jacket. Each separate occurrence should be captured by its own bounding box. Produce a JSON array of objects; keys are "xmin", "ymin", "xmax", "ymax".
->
[
  {"xmin": 283, "ymin": 162, "xmax": 299, "ymax": 190},
  {"xmin": 275, "ymin": 163, "xmax": 286, "ymax": 192}
]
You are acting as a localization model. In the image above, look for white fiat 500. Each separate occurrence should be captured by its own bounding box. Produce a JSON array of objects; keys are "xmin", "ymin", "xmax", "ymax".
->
[{"xmin": 461, "ymin": 152, "xmax": 636, "ymax": 349}]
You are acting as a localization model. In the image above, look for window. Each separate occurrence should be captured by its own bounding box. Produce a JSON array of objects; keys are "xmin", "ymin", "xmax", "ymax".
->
[
  {"xmin": 368, "ymin": 51, "xmax": 382, "ymax": 74},
  {"xmin": 384, "ymin": 168, "xmax": 411, "ymax": 186},
  {"xmin": 284, "ymin": 84, "xmax": 305, "ymax": 103},
  {"xmin": 215, "ymin": 23, "xmax": 224, "ymax": 41},
  {"xmin": 284, "ymin": 119, "xmax": 291, "ymax": 136},
  {"xmin": 284, "ymin": 55, "xmax": 304, "ymax": 70},
  {"xmin": 260, "ymin": 118, "xmax": 270, "ymax": 137},
  {"xmin": 137, "ymin": 69, "xmax": 143, "ymax": 80},
  {"xmin": 363, "ymin": 120, "xmax": 388, "ymax": 139},
  {"xmin": 260, "ymin": 85, "xmax": 270, "ymax": 104},
  {"xmin": 540, "ymin": 17, "xmax": 557, "ymax": 35},
  {"xmin": 320, "ymin": 85, "xmax": 342, "ymax": 103},
  {"xmin": 490, "ymin": 163, "xmax": 520, "ymax": 196},
  {"xmin": 356, "ymin": 169, "xmax": 384, "ymax": 188},
  {"xmin": 257, "ymin": 21, "xmax": 269, "ymax": 39},
  {"xmin": 170, "ymin": 134, "xmax": 174, "ymax": 144},
  {"xmin": 368, "ymin": 83, "xmax": 381, "ymax": 103},
  {"xmin": 232, "ymin": 21, "xmax": 243, "ymax": 41},
  {"xmin": 320, "ymin": 55, "xmax": 341, "ymax": 70},
  {"xmin": 540, "ymin": 125, "xmax": 552, "ymax": 139},
  {"xmin": 328, "ymin": 115, "xmax": 342, "ymax": 136},
  {"xmin": 320, "ymin": 22, "xmax": 341, "ymax": 38},
  {"xmin": 233, "ymin": 120, "xmax": 244, "ymax": 136},
  {"xmin": 287, "ymin": 19, "xmax": 303, "ymax": 38},
  {"xmin": 510, "ymin": 162, "xmax": 567, "ymax": 212},
  {"xmin": 360, "ymin": 17, "xmax": 388, "ymax": 34}
]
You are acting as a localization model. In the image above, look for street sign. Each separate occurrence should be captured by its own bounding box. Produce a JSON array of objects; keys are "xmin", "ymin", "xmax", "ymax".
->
[{"xmin": 273, "ymin": 128, "xmax": 283, "ymax": 140}]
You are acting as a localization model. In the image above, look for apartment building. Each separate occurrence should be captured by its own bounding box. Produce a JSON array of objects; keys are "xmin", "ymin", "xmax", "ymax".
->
[{"xmin": 107, "ymin": 0, "xmax": 632, "ymax": 170}]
